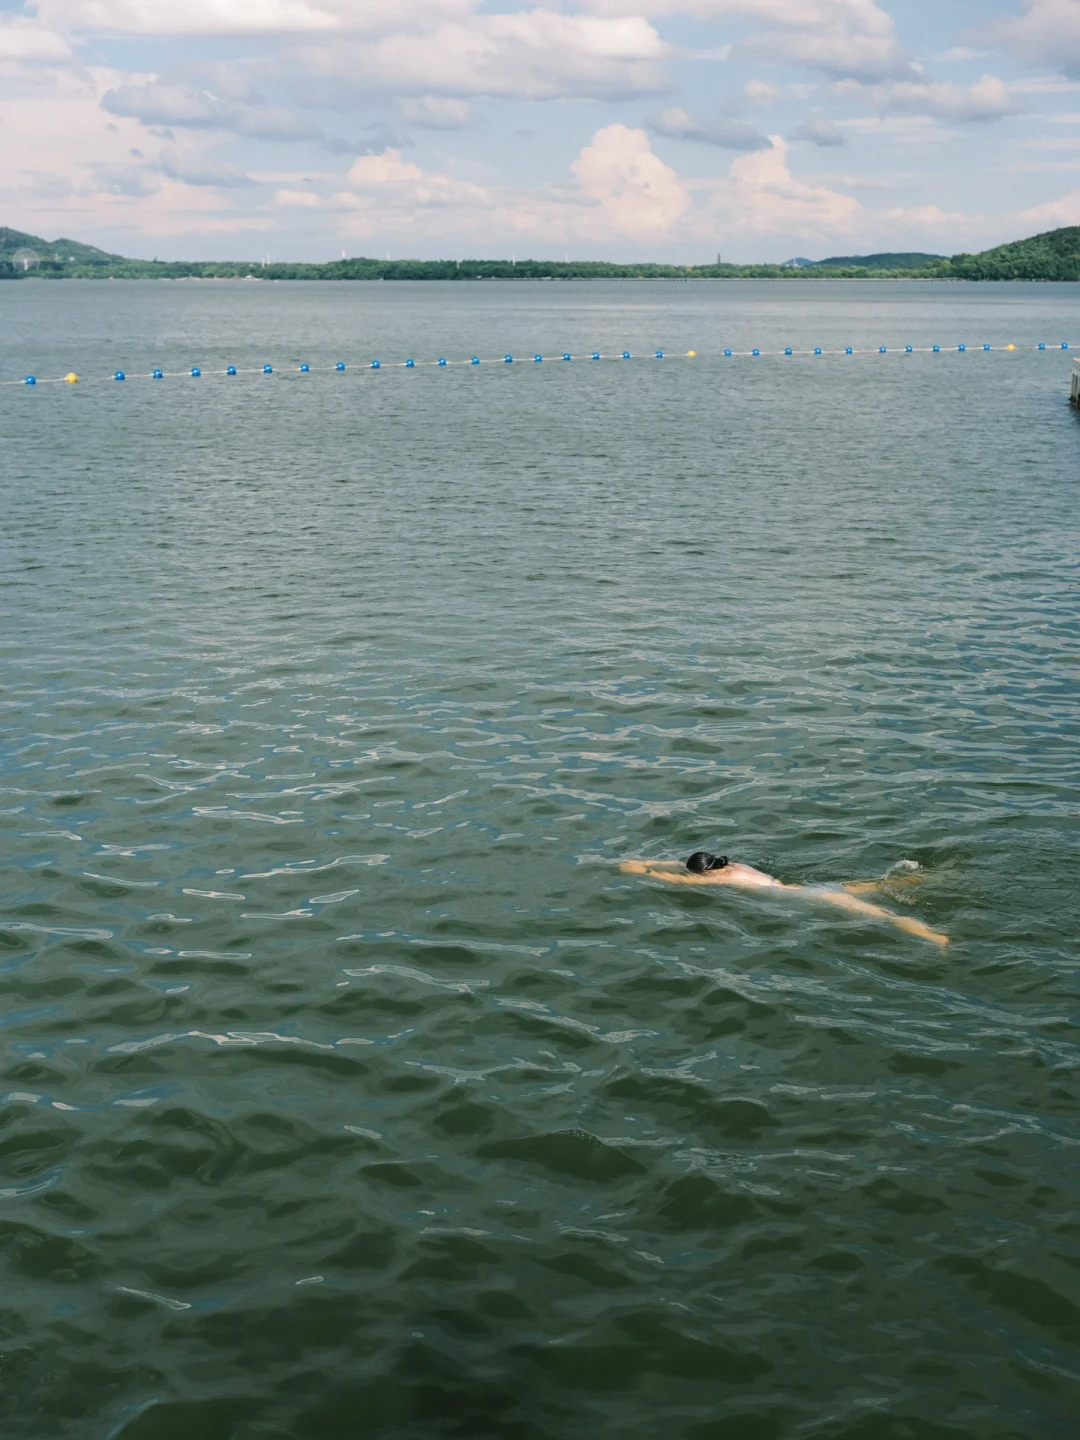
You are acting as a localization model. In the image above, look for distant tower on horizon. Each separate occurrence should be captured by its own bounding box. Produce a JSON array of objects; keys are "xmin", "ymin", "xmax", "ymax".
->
[{"xmin": 716, "ymin": 252, "xmax": 721, "ymax": 266}]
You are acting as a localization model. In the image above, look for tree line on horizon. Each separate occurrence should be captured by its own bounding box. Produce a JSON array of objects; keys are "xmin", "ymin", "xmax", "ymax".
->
[{"xmin": 3, "ymin": 224, "xmax": 1080, "ymax": 283}]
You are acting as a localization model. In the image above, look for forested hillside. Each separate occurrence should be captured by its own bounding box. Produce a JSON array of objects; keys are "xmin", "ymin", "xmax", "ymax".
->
[{"xmin": 4, "ymin": 224, "xmax": 1080, "ymax": 281}]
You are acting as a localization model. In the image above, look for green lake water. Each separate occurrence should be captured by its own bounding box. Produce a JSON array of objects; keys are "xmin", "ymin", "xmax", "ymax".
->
[{"xmin": 1, "ymin": 280, "xmax": 1078, "ymax": 1439}]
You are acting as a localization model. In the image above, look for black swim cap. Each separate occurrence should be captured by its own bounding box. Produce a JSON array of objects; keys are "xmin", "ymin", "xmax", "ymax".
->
[{"xmin": 686, "ymin": 852, "xmax": 728, "ymax": 873}]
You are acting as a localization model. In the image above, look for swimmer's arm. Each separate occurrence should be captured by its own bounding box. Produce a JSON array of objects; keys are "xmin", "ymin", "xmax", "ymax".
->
[
  {"xmin": 842, "ymin": 881, "xmax": 881, "ymax": 896},
  {"xmin": 818, "ymin": 889, "xmax": 948, "ymax": 946},
  {"xmin": 619, "ymin": 861, "xmax": 720, "ymax": 885}
]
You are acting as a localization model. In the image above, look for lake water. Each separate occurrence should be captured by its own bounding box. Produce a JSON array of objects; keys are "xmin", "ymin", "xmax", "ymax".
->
[{"xmin": 1, "ymin": 279, "xmax": 1078, "ymax": 1439}]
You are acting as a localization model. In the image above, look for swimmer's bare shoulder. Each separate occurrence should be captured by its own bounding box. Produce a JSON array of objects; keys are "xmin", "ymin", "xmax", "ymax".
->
[{"xmin": 619, "ymin": 859, "xmax": 793, "ymax": 889}]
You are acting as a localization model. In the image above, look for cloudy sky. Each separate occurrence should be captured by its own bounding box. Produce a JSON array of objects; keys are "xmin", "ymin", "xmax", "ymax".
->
[{"xmin": 2, "ymin": 0, "xmax": 1080, "ymax": 261}]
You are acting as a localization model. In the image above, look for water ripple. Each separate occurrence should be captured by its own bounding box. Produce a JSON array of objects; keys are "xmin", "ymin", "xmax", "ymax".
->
[{"xmin": 1, "ymin": 280, "xmax": 1078, "ymax": 1438}]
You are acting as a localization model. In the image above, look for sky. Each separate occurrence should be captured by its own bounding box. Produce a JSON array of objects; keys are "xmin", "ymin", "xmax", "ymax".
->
[{"xmin": 3, "ymin": 1, "xmax": 1080, "ymax": 262}]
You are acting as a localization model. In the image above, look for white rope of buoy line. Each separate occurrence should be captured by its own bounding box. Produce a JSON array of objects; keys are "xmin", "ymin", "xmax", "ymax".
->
[
  {"xmin": 4, "ymin": 342, "xmax": 1074, "ymax": 387},
  {"xmin": 6, "ymin": 351, "xmax": 677, "ymax": 386}
]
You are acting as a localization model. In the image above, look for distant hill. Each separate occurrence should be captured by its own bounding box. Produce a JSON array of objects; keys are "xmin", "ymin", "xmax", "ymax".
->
[
  {"xmin": 944, "ymin": 226, "xmax": 1080, "ymax": 281},
  {"xmin": 4, "ymin": 223, "xmax": 1080, "ymax": 281},
  {"xmin": 813, "ymin": 252, "xmax": 944, "ymax": 270},
  {"xmin": 0, "ymin": 226, "xmax": 125, "ymax": 270}
]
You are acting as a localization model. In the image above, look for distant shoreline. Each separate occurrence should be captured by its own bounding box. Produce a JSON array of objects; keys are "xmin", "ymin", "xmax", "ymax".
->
[
  {"xmin": 7, "ymin": 223, "xmax": 1080, "ymax": 281},
  {"xmin": 3, "ymin": 264, "xmax": 947, "ymax": 282},
  {"xmin": 4, "ymin": 272, "xmax": 1075, "ymax": 284}
]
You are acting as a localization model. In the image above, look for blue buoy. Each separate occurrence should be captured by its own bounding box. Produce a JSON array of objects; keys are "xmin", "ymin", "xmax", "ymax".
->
[
  {"xmin": 472, "ymin": 357, "xmax": 480, "ymax": 365},
  {"xmin": 227, "ymin": 366, "xmax": 237, "ymax": 375},
  {"xmin": 114, "ymin": 371, "xmax": 125, "ymax": 381},
  {"xmin": 932, "ymin": 345, "xmax": 940, "ymax": 353},
  {"xmin": 905, "ymin": 346, "xmax": 913, "ymax": 353},
  {"xmin": 24, "ymin": 375, "xmax": 36, "ymax": 385},
  {"xmin": 1062, "ymin": 342, "xmax": 1069, "ymax": 350},
  {"xmin": 563, "ymin": 353, "xmax": 572, "ymax": 361},
  {"xmin": 982, "ymin": 345, "xmax": 990, "ymax": 352},
  {"xmin": 655, "ymin": 351, "xmax": 663, "ymax": 359},
  {"xmin": 622, "ymin": 351, "xmax": 631, "ymax": 359},
  {"xmin": 814, "ymin": 348, "xmax": 822, "ymax": 356},
  {"xmin": 370, "ymin": 361, "xmax": 380, "ymax": 369},
  {"xmin": 439, "ymin": 358, "xmax": 448, "ymax": 366},
  {"xmin": 263, "ymin": 364, "xmax": 273, "ymax": 373},
  {"xmin": 785, "ymin": 347, "xmax": 793, "ymax": 356},
  {"xmin": 504, "ymin": 355, "xmax": 513, "ymax": 364},
  {"xmin": 752, "ymin": 348, "xmax": 760, "ymax": 357},
  {"xmin": 336, "ymin": 362, "xmax": 346, "ymax": 371},
  {"xmin": 534, "ymin": 354, "xmax": 542, "ymax": 363},
  {"xmin": 879, "ymin": 346, "xmax": 887, "ymax": 354},
  {"xmin": 592, "ymin": 352, "xmax": 600, "ymax": 360},
  {"xmin": 958, "ymin": 345, "xmax": 966, "ymax": 353},
  {"xmin": 300, "ymin": 363, "xmax": 310, "ymax": 372},
  {"xmin": 406, "ymin": 358, "xmax": 415, "ymax": 368},
  {"xmin": 153, "ymin": 369, "xmax": 163, "ymax": 379},
  {"xmin": 1038, "ymin": 343, "xmax": 1046, "ymax": 351},
  {"xmin": 191, "ymin": 367, "xmax": 201, "ymax": 377},
  {"xmin": 845, "ymin": 347, "xmax": 853, "ymax": 355}
]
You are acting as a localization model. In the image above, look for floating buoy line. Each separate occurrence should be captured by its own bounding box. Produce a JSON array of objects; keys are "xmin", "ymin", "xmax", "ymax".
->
[{"xmin": 3, "ymin": 342, "xmax": 1073, "ymax": 388}]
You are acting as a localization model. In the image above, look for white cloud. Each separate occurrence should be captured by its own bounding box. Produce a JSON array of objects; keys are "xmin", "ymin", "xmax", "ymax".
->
[
  {"xmin": 0, "ymin": 65, "xmax": 266, "ymax": 243},
  {"xmin": 397, "ymin": 96, "xmax": 472, "ymax": 129},
  {"xmin": 99, "ymin": 78, "xmax": 403, "ymax": 153},
  {"xmin": 158, "ymin": 155, "xmax": 252, "ymax": 188},
  {"xmin": 346, "ymin": 148, "xmax": 491, "ymax": 208},
  {"xmin": 0, "ymin": 67, "xmax": 142, "ymax": 194},
  {"xmin": 0, "ymin": 17, "xmax": 71, "ymax": 59},
  {"xmin": 648, "ymin": 105, "xmax": 771, "ymax": 150},
  {"xmin": 290, "ymin": 13, "xmax": 670, "ymax": 101},
  {"xmin": 1011, "ymin": 76, "xmax": 1080, "ymax": 95},
  {"xmin": 102, "ymin": 80, "xmax": 323, "ymax": 140},
  {"xmin": 0, "ymin": 0, "xmax": 1067, "ymax": 260},
  {"xmin": 707, "ymin": 135, "xmax": 861, "ymax": 234},
  {"xmin": 883, "ymin": 204, "xmax": 962, "ymax": 228},
  {"xmin": 570, "ymin": 123, "xmax": 691, "ymax": 236},
  {"xmin": 809, "ymin": 171, "xmax": 890, "ymax": 188},
  {"xmin": 738, "ymin": 27, "xmax": 910, "ymax": 84},
  {"xmin": 276, "ymin": 187, "xmax": 321, "ymax": 207},
  {"xmin": 38, "ymin": 0, "xmax": 339, "ymax": 35},
  {"xmin": 90, "ymin": 162, "xmax": 161, "ymax": 198},
  {"xmin": 744, "ymin": 79, "xmax": 783, "ymax": 103},
  {"xmin": 1017, "ymin": 189, "xmax": 1080, "ymax": 228},
  {"xmin": 283, "ymin": 126, "xmax": 688, "ymax": 244},
  {"xmin": 838, "ymin": 115, "xmax": 963, "ymax": 144},
  {"xmin": 89, "ymin": 152, "xmax": 253, "ymax": 193},
  {"xmin": 582, "ymin": 0, "xmax": 912, "ymax": 83},
  {"xmin": 1017, "ymin": 136, "xmax": 1080, "ymax": 150},
  {"xmin": 871, "ymin": 75, "xmax": 1024, "ymax": 123},
  {"xmin": 985, "ymin": 2, "xmax": 1080, "ymax": 77},
  {"xmin": 1007, "ymin": 159, "xmax": 1080, "ymax": 173},
  {"xmin": 36, "ymin": 0, "xmax": 474, "ymax": 38},
  {"xmin": 792, "ymin": 115, "xmax": 846, "ymax": 145}
]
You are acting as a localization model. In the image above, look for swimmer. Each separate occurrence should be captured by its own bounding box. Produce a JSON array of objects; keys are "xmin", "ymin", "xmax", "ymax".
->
[{"xmin": 620, "ymin": 852, "xmax": 948, "ymax": 946}]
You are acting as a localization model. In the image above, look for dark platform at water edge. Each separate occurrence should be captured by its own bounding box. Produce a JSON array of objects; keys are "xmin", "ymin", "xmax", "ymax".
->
[{"xmin": 1, "ymin": 280, "xmax": 1079, "ymax": 1440}]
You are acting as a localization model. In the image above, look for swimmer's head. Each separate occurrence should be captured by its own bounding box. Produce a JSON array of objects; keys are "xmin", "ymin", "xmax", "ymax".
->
[{"xmin": 686, "ymin": 852, "xmax": 728, "ymax": 873}]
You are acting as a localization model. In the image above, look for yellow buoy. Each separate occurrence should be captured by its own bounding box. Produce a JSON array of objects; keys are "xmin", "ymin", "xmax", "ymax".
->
[
  {"xmin": 64, "ymin": 372, "xmax": 79, "ymax": 384},
  {"xmin": 1006, "ymin": 344, "xmax": 1016, "ymax": 351},
  {"xmin": 686, "ymin": 350, "xmax": 696, "ymax": 358}
]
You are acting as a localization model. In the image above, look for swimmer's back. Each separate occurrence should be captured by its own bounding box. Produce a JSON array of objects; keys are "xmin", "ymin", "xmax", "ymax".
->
[{"xmin": 722, "ymin": 862, "xmax": 788, "ymax": 890}]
